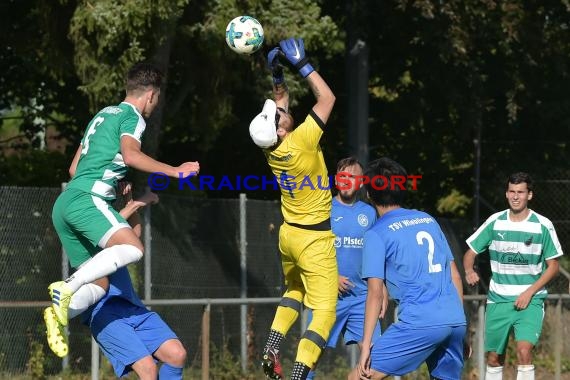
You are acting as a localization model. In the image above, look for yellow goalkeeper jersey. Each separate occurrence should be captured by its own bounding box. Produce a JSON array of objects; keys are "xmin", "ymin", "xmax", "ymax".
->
[{"xmin": 264, "ymin": 111, "xmax": 331, "ymax": 225}]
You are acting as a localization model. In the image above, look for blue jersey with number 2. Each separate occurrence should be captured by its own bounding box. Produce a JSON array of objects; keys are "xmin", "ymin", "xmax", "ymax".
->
[{"xmin": 362, "ymin": 208, "xmax": 465, "ymax": 327}]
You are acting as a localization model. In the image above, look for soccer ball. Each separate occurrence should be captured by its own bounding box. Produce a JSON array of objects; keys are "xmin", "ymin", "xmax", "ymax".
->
[{"xmin": 225, "ymin": 16, "xmax": 264, "ymax": 55}]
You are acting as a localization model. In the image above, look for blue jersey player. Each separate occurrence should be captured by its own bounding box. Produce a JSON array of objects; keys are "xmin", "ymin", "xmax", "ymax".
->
[
  {"xmin": 306, "ymin": 157, "xmax": 383, "ymax": 379},
  {"xmin": 349, "ymin": 158, "xmax": 466, "ymax": 380},
  {"xmin": 85, "ymin": 268, "xmax": 186, "ymax": 379},
  {"xmin": 84, "ymin": 190, "xmax": 187, "ymax": 379}
]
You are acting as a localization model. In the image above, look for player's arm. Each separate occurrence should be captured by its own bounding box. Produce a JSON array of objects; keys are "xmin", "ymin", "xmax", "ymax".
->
[
  {"xmin": 358, "ymin": 277, "xmax": 383, "ymax": 378},
  {"xmin": 121, "ymin": 136, "xmax": 199, "ymax": 178},
  {"xmin": 306, "ymin": 71, "xmax": 335, "ymax": 125},
  {"xmin": 532, "ymin": 257, "xmax": 559, "ymax": 290},
  {"xmin": 68, "ymin": 145, "xmax": 82, "ymax": 178},
  {"xmin": 514, "ymin": 258, "xmax": 559, "ymax": 310},
  {"xmin": 463, "ymin": 248, "xmax": 480, "ymax": 286},
  {"xmin": 267, "ymin": 47, "xmax": 290, "ymax": 112},
  {"xmin": 363, "ymin": 278, "xmax": 383, "ymax": 347},
  {"xmin": 119, "ymin": 190, "xmax": 159, "ymax": 238},
  {"xmin": 119, "ymin": 191, "xmax": 159, "ymax": 220},
  {"xmin": 517, "ymin": 221, "xmax": 564, "ymax": 304},
  {"xmin": 278, "ymin": 37, "xmax": 335, "ymax": 125},
  {"xmin": 273, "ymin": 82, "xmax": 289, "ymax": 112}
]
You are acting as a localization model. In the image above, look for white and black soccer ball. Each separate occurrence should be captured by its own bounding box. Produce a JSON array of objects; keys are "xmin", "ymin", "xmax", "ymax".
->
[{"xmin": 225, "ymin": 16, "xmax": 264, "ymax": 55}]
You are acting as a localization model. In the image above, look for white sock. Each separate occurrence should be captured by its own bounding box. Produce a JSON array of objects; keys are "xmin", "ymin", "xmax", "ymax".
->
[
  {"xmin": 65, "ymin": 244, "xmax": 142, "ymax": 292},
  {"xmin": 486, "ymin": 365, "xmax": 503, "ymax": 380},
  {"xmin": 67, "ymin": 283, "xmax": 107, "ymax": 320},
  {"xmin": 516, "ymin": 365, "xmax": 535, "ymax": 380}
]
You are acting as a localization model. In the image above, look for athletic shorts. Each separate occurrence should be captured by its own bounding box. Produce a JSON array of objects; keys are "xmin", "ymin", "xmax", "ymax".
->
[
  {"xmin": 52, "ymin": 188, "xmax": 130, "ymax": 268},
  {"xmin": 278, "ymin": 222, "xmax": 337, "ymax": 312},
  {"xmin": 484, "ymin": 302, "xmax": 545, "ymax": 353},
  {"xmin": 307, "ymin": 296, "xmax": 382, "ymax": 347},
  {"xmin": 91, "ymin": 303, "xmax": 178, "ymax": 377},
  {"xmin": 369, "ymin": 323, "xmax": 466, "ymax": 380}
]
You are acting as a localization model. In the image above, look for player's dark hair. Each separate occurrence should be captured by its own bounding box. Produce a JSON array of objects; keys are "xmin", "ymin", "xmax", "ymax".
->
[
  {"xmin": 507, "ymin": 172, "xmax": 533, "ymax": 192},
  {"xmin": 126, "ymin": 62, "xmax": 163, "ymax": 94},
  {"xmin": 336, "ymin": 156, "xmax": 363, "ymax": 173},
  {"xmin": 364, "ymin": 157, "xmax": 407, "ymax": 207}
]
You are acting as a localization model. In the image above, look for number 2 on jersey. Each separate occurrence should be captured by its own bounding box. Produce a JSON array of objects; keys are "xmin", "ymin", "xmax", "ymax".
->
[
  {"xmin": 81, "ymin": 116, "xmax": 105, "ymax": 155},
  {"xmin": 416, "ymin": 231, "xmax": 442, "ymax": 273}
]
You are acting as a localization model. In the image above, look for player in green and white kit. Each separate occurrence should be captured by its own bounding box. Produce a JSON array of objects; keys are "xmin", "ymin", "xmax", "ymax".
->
[
  {"xmin": 45, "ymin": 63, "xmax": 200, "ymax": 358},
  {"xmin": 463, "ymin": 172, "xmax": 563, "ymax": 380}
]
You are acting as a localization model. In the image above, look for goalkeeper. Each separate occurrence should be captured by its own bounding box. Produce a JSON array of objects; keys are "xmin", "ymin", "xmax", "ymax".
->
[{"xmin": 249, "ymin": 37, "xmax": 337, "ymax": 380}]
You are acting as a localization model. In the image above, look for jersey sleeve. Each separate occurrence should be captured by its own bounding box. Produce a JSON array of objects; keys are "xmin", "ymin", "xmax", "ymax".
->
[
  {"xmin": 289, "ymin": 111, "xmax": 324, "ymax": 150},
  {"xmin": 362, "ymin": 229, "xmax": 386, "ymax": 280},
  {"xmin": 541, "ymin": 221, "xmax": 564, "ymax": 260},
  {"xmin": 439, "ymin": 228, "xmax": 455, "ymax": 262},
  {"xmin": 466, "ymin": 215, "xmax": 496, "ymax": 254},
  {"xmin": 120, "ymin": 113, "xmax": 146, "ymax": 143}
]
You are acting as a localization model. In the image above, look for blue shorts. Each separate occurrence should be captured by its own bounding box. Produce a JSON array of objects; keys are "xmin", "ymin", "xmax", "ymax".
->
[
  {"xmin": 369, "ymin": 323, "xmax": 466, "ymax": 380},
  {"xmin": 307, "ymin": 295, "xmax": 381, "ymax": 348},
  {"xmin": 91, "ymin": 305, "xmax": 178, "ymax": 377}
]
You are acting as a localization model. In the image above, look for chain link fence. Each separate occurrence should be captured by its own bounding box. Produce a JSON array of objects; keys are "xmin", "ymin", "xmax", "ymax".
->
[{"xmin": 0, "ymin": 184, "xmax": 568, "ymax": 379}]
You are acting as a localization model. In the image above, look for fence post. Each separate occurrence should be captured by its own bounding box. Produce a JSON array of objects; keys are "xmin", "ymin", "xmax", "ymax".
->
[
  {"xmin": 239, "ymin": 194, "xmax": 248, "ymax": 372},
  {"xmin": 349, "ymin": 344, "xmax": 358, "ymax": 369},
  {"xmin": 555, "ymin": 297, "xmax": 561, "ymax": 380},
  {"xmin": 477, "ymin": 301, "xmax": 485, "ymax": 378},
  {"xmin": 144, "ymin": 187, "xmax": 152, "ymax": 302},
  {"xmin": 91, "ymin": 337, "xmax": 99, "ymax": 380},
  {"xmin": 202, "ymin": 304, "xmax": 211, "ymax": 380}
]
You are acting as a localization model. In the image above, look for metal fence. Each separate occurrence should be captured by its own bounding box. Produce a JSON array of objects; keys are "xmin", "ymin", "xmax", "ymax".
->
[{"xmin": 0, "ymin": 186, "xmax": 568, "ymax": 379}]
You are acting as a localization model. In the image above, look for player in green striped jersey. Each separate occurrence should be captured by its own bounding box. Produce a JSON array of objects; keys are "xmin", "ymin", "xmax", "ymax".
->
[
  {"xmin": 463, "ymin": 172, "xmax": 563, "ymax": 380},
  {"xmin": 46, "ymin": 63, "xmax": 199, "ymax": 357}
]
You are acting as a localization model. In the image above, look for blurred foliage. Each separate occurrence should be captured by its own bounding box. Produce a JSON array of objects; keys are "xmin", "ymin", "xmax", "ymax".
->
[
  {"xmin": 0, "ymin": 150, "xmax": 69, "ymax": 186},
  {"xmin": 26, "ymin": 340, "xmax": 45, "ymax": 380},
  {"xmin": 69, "ymin": 0, "xmax": 190, "ymax": 111},
  {"xmin": 437, "ymin": 189, "xmax": 471, "ymax": 217}
]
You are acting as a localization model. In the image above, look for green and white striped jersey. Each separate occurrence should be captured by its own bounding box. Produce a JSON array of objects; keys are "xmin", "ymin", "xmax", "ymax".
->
[
  {"xmin": 467, "ymin": 209, "xmax": 563, "ymax": 304},
  {"xmin": 67, "ymin": 102, "xmax": 145, "ymax": 200}
]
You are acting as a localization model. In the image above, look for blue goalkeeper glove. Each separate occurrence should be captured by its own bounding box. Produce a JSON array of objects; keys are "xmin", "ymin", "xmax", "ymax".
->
[
  {"xmin": 279, "ymin": 37, "xmax": 314, "ymax": 78},
  {"xmin": 267, "ymin": 47, "xmax": 284, "ymax": 85}
]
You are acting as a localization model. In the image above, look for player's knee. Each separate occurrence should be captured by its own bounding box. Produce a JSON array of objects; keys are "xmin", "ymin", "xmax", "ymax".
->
[
  {"xmin": 116, "ymin": 244, "xmax": 143, "ymax": 266},
  {"xmin": 170, "ymin": 343, "xmax": 187, "ymax": 367},
  {"xmin": 279, "ymin": 297, "xmax": 303, "ymax": 314},
  {"xmin": 516, "ymin": 346, "xmax": 533, "ymax": 364},
  {"xmin": 129, "ymin": 244, "xmax": 144, "ymax": 260},
  {"xmin": 130, "ymin": 239, "xmax": 145, "ymax": 254},
  {"xmin": 302, "ymin": 330, "xmax": 327, "ymax": 351},
  {"xmin": 486, "ymin": 353, "xmax": 502, "ymax": 367},
  {"xmin": 160, "ymin": 339, "xmax": 187, "ymax": 367},
  {"xmin": 309, "ymin": 309, "xmax": 336, "ymax": 336},
  {"xmin": 133, "ymin": 357, "xmax": 158, "ymax": 379},
  {"xmin": 284, "ymin": 284, "xmax": 305, "ymax": 301},
  {"xmin": 92, "ymin": 277, "xmax": 109, "ymax": 292}
]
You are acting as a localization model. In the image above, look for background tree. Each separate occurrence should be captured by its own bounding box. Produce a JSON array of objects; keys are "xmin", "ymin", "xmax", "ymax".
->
[{"xmin": 1, "ymin": 0, "xmax": 568, "ymax": 216}]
